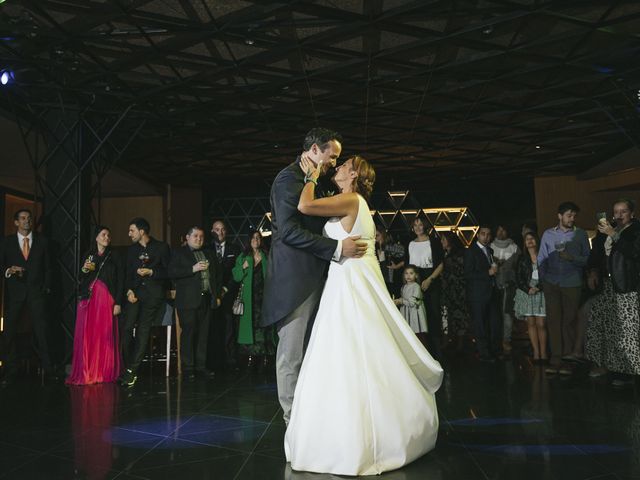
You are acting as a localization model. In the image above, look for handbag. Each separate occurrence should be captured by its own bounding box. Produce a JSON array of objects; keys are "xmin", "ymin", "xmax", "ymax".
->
[{"xmin": 232, "ymin": 282, "xmax": 244, "ymax": 315}]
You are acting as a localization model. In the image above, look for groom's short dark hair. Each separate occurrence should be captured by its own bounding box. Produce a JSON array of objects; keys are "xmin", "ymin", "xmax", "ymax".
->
[{"xmin": 302, "ymin": 127, "xmax": 342, "ymax": 152}]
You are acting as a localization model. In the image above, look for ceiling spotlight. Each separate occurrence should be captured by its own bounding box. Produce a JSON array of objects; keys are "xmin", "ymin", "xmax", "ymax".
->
[
  {"xmin": 244, "ymin": 38, "xmax": 255, "ymax": 46},
  {"xmin": 535, "ymin": 145, "xmax": 541, "ymax": 149},
  {"xmin": 0, "ymin": 69, "xmax": 14, "ymax": 85},
  {"xmin": 482, "ymin": 25, "xmax": 494, "ymax": 35}
]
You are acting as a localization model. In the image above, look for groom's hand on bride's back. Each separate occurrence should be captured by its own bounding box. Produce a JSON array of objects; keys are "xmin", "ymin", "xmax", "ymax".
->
[{"xmin": 342, "ymin": 236, "xmax": 368, "ymax": 258}]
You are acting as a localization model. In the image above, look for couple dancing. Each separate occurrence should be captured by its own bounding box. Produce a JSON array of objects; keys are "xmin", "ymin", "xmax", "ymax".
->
[{"xmin": 262, "ymin": 128, "xmax": 443, "ymax": 476}]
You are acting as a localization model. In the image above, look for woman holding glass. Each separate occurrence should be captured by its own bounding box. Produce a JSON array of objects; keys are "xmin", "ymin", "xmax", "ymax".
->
[
  {"xmin": 232, "ymin": 230, "xmax": 272, "ymax": 369},
  {"xmin": 67, "ymin": 225, "xmax": 124, "ymax": 385}
]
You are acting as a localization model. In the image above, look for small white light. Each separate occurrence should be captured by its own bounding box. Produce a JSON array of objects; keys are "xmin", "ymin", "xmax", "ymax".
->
[{"xmin": 535, "ymin": 145, "xmax": 541, "ymax": 149}]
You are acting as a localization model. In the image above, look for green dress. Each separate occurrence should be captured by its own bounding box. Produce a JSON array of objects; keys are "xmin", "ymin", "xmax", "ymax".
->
[{"xmin": 232, "ymin": 252, "xmax": 274, "ymax": 355}]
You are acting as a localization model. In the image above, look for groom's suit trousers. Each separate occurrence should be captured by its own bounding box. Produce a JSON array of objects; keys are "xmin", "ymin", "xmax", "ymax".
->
[{"xmin": 276, "ymin": 288, "xmax": 322, "ymax": 425}]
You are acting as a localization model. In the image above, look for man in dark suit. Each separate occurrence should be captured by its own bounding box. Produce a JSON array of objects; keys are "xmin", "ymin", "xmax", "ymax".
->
[
  {"xmin": 261, "ymin": 127, "xmax": 367, "ymax": 425},
  {"xmin": 119, "ymin": 217, "xmax": 171, "ymax": 387},
  {"xmin": 464, "ymin": 225, "xmax": 502, "ymax": 362},
  {"xmin": 0, "ymin": 209, "xmax": 53, "ymax": 385},
  {"xmin": 209, "ymin": 220, "xmax": 241, "ymax": 370},
  {"xmin": 169, "ymin": 226, "xmax": 221, "ymax": 379}
]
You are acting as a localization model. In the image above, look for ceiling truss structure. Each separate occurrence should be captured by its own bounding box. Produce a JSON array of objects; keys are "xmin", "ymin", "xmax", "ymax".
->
[{"xmin": 1, "ymin": 0, "xmax": 640, "ymax": 187}]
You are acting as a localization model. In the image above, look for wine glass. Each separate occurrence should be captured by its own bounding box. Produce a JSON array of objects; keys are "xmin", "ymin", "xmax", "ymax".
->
[
  {"xmin": 139, "ymin": 251, "xmax": 150, "ymax": 266},
  {"xmin": 86, "ymin": 254, "xmax": 96, "ymax": 271}
]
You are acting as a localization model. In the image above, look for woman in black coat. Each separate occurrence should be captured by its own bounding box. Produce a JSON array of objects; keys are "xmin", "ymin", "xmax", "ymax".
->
[{"xmin": 585, "ymin": 198, "xmax": 640, "ymax": 387}]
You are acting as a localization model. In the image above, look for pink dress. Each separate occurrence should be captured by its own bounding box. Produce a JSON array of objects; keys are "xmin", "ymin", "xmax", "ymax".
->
[{"xmin": 66, "ymin": 279, "xmax": 120, "ymax": 385}]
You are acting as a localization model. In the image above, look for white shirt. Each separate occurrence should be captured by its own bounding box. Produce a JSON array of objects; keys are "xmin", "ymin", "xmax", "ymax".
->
[
  {"xmin": 408, "ymin": 240, "xmax": 433, "ymax": 269},
  {"xmin": 5, "ymin": 231, "xmax": 33, "ymax": 278},
  {"xmin": 18, "ymin": 231, "xmax": 33, "ymax": 250},
  {"xmin": 476, "ymin": 241, "xmax": 493, "ymax": 262}
]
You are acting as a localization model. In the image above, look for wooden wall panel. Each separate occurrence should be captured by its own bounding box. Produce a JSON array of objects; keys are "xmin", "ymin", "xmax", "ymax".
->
[
  {"xmin": 98, "ymin": 196, "xmax": 164, "ymax": 246},
  {"xmin": 535, "ymin": 169, "xmax": 640, "ymax": 233},
  {"xmin": 167, "ymin": 186, "xmax": 202, "ymax": 247},
  {"xmin": 4, "ymin": 194, "xmax": 39, "ymax": 235}
]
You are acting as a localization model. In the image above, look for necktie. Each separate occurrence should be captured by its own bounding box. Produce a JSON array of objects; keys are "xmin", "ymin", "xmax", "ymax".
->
[
  {"xmin": 22, "ymin": 237, "xmax": 30, "ymax": 260},
  {"xmin": 216, "ymin": 244, "xmax": 223, "ymax": 261}
]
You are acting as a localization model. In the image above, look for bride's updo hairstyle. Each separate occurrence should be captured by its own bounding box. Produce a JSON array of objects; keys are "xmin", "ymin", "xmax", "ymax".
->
[{"xmin": 350, "ymin": 155, "xmax": 376, "ymax": 201}]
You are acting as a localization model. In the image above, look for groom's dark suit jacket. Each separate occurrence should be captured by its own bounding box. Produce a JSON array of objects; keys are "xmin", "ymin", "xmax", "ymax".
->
[{"xmin": 261, "ymin": 159, "xmax": 338, "ymax": 327}]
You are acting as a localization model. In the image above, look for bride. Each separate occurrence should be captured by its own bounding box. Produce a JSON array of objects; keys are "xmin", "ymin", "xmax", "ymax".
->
[{"xmin": 284, "ymin": 154, "xmax": 444, "ymax": 476}]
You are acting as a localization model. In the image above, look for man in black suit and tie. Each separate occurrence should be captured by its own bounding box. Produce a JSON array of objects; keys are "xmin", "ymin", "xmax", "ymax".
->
[
  {"xmin": 169, "ymin": 226, "xmax": 221, "ymax": 379},
  {"xmin": 464, "ymin": 225, "xmax": 502, "ymax": 362},
  {"xmin": 119, "ymin": 217, "xmax": 171, "ymax": 387},
  {"xmin": 209, "ymin": 220, "xmax": 241, "ymax": 370},
  {"xmin": 261, "ymin": 127, "xmax": 367, "ymax": 425},
  {"xmin": 1, "ymin": 209, "xmax": 53, "ymax": 385}
]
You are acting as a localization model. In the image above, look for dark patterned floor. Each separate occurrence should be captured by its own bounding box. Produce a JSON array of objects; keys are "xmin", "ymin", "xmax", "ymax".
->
[{"xmin": 0, "ymin": 354, "xmax": 638, "ymax": 480}]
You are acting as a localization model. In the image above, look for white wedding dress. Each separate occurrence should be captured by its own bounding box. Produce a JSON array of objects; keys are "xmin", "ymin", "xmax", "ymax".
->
[{"xmin": 284, "ymin": 194, "xmax": 444, "ymax": 476}]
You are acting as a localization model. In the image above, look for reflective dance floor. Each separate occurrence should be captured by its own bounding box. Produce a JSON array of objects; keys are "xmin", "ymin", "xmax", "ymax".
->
[{"xmin": 0, "ymin": 355, "xmax": 638, "ymax": 480}]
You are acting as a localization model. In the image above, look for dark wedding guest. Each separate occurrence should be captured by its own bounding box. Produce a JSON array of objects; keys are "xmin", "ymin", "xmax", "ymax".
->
[
  {"xmin": 232, "ymin": 230, "xmax": 272, "ymax": 369},
  {"xmin": 209, "ymin": 220, "xmax": 241, "ymax": 371},
  {"xmin": 464, "ymin": 225, "xmax": 501, "ymax": 362},
  {"xmin": 169, "ymin": 226, "xmax": 221, "ymax": 380},
  {"xmin": 440, "ymin": 231, "xmax": 469, "ymax": 353},
  {"xmin": 585, "ymin": 199, "xmax": 640, "ymax": 387},
  {"xmin": 538, "ymin": 202, "xmax": 590, "ymax": 376},
  {"xmin": 67, "ymin": 226, "xmax": 123, "ymax": 385},
  {"xmin": 491, "ymin": 225, "xmax": 520, "ymax": 355},
  {"xmin": 375, "ymin": 227, "xmax": 404, "ymax": 297},
  {"xmin": 406, "ymin": 217, "xmax": 444, "ymax": 359},
  {"xmin": 0, "ymin": 209, "xmax": 54, "ymax": 386},
  {"xmin": 514, "ymin": 232, "xmax": 547, "ymax": 364},
  {"xmin": 119, "ymin": 218, "xmax": 171, "ymax": 387}
]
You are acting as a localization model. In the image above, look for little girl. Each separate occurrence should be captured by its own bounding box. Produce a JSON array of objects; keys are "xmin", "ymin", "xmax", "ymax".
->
[{"xmin": 395, "ymin": 265, "xmax": 428, "ymax": 342}]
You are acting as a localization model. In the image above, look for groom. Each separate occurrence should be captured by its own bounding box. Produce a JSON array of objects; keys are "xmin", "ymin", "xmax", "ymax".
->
[{"xmin": 262, "ymin": 127, "xmax": 367, "ymax": 424}]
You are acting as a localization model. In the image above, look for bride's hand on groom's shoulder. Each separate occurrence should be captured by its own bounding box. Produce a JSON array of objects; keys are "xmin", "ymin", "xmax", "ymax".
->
[{"xmin": 342, "ymin": 236, "xmax": 367, "ymax": 258}]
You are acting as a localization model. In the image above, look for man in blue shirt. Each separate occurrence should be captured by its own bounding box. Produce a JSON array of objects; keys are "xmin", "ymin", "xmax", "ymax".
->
[{"xmin": 538, "ymin": 201, "xmax": 590, "ymax": 374}]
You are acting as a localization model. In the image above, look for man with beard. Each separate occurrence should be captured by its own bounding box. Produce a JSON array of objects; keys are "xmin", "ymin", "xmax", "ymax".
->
[
  {"xmin": 538, "ymin": 202, "xmax": 590, "ymax": 375},
  {"xmin": 119, "ymin": 218, "xmax": 171, "ymax": 387}
]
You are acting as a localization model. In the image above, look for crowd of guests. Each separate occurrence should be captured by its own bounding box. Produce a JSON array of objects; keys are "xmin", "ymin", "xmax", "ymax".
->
[
  {"xmin": 379, "ymin": 199, "xmax": 640, "ymax": 388},
  {"xmin": 0, "ymin": 210, "xmax": 274, "ymax": 387},
  {"xmin": 2, "ymin": 196, "xmax": 639, "ymax": 389}
]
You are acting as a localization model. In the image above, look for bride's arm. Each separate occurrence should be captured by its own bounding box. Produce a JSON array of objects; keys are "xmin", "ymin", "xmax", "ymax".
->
[
  {"xmin": 298, "ymin": 184, "xmax": 358, "ymax": 217},
  {"xmin": 297, "ymin": 155, "xmax": 360, "ymax": 217}
]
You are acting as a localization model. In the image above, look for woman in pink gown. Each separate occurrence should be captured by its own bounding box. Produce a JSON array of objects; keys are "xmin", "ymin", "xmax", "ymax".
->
[{"xmin": 66, "ymin": 226, "xmax": 123, "ymax": 385}]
